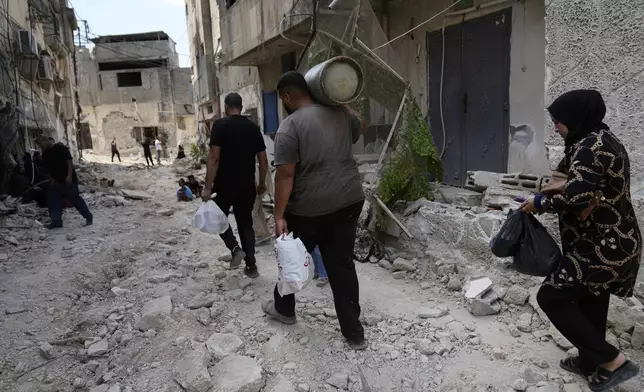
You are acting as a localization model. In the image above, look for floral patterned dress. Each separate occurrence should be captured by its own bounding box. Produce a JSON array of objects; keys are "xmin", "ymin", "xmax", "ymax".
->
[{"xmin": 542, "ymin": 129, "xmax": 641, "ymax": 297}]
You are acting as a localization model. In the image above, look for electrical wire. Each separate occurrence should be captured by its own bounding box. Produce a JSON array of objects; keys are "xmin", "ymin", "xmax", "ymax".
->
[
  {"xmin": 372, "ymin": 0, "xmax": 463, "ymax": 51},
  {"xmin": 439, "ymin": 17, "xmax": 446, "ymax": 158}
]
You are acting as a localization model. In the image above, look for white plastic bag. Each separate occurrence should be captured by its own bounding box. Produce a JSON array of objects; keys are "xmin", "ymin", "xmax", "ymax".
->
[
  {"xmin": 192, "ymin": 201, "xmax": 229, "ymax": 234},
  {"xmin": 276, "ymin": 234, "xmax": 315, "ymax": 296}
]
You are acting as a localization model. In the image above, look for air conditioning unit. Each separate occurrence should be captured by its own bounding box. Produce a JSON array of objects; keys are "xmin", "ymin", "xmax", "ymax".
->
[
  {"xmin": 38, "ymin": 56, "xmax": 54, "ymax": 82},
  {"xmin": 16, "ymin": 30, "xmax": 38, "ymax": 56}
]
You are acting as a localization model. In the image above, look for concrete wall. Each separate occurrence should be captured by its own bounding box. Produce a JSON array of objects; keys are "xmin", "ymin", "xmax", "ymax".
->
[
  {"xmin": 385, "ymin": 0, "xmax": 549, "ymax": 176},
  {"xmin": 545, "ymin": 0, "xmax": 644, "ymax": 185},
  {"xmin": 94, "ymin": 40, "xmax": 179, "ymax": 67}
]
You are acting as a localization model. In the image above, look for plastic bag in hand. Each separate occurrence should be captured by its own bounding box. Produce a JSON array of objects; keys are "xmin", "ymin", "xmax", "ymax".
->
[
  {"xmin": 276, "ymin": 234, "xmax": 314, "ymax": 296},
  {"xmin": 192, "ymin": 200, "xmax": 229, "ymax": 234},
  {"xmin": 489, "ymin": 209, "xmax": 524, "ymax": 257},
  {"xmin": 513, "ymin": 213, "xmax": 561, "ymax": 277}
]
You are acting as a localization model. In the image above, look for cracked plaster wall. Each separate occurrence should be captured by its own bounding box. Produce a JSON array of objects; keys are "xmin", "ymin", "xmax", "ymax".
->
[{"xmin": 545, "ymin": 0, "xmax": 644, "ymax": 188}]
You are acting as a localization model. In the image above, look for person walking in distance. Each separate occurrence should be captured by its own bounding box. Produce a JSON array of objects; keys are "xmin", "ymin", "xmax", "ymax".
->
[
  {"xmin": 201, "ymin": 92, "xmax": 268, "ymax": 279},
  {"xmin": 142, "ymin": 137, "xmax": 154, "ymax": 167},
  {"xmin": 521, "ymin": 90, "xmax": 641, "ymax": 391},
  {"xmin": 154, "ymin": 137, "xmax": 163, "ymax": 164},
  {"xmin": 35, "ymin": 135, "xmax": 93, "ymax": 229},
  {"xmin": 262, "ymin": 71, "xmax": 367, "ymax": 350},
  {"xmin": 111, "ymin": 137, "xmax": 121, "ymax": 163}
]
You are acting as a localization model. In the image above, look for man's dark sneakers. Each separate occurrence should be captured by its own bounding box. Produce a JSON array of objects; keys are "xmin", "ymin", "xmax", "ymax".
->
[
  {"xmin": 46, "ymin": 224, "xmax": 62, "ymax": 230},
  {"xmin": 244, "ymin": 264, "xmax": 259, "ymax": 278},
  {"xmin": 84, "ymin": 219, "xmax": 93, "ymax": 227},
  {"xmin": 230, "ymin": 246, "xmax": 246, "ymax": 268}
]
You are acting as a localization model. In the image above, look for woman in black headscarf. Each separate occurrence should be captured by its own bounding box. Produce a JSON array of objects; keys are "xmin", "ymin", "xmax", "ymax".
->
[{"xmin": 522, "ymin": 90, "xmax": 641, "ymax": 391}]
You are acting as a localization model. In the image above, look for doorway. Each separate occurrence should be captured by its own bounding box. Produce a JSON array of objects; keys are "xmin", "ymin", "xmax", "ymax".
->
[{"xmin": 427, "ymin": 9, "xmax": 511, "ymax": 186}]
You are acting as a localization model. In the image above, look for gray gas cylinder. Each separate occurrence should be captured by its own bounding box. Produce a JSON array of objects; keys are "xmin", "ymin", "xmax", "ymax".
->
[{"xmin": 304, "ymin": 56, "xmax": 364, "ymax": 106}]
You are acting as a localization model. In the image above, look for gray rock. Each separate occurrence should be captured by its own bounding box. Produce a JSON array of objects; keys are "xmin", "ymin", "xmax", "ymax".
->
[
  {"xmin": 532, "ymin": 358, "xmax": 549, "ymax": 369},
  {"xmin": 392, "ymin": 271, "xmax": 407, "ymax": 279},
  {"xmin": 196, "ymin": 308, "xmax": 211, "ymax": 326},
  {"xmin": 492, "ymin": 347, "xmax": 507, "ymax": 360},
  {"xmin": 149, "ymin": 272, "xmax": 181, "ymax": 284},
  {"xmin": 504, "ymin": 285, "xmax": 530, "ymax": 306},
  {"xmin": 392, "ymin": 258, "xmax": 416, "ymax": 272},
  {"xmin": 631, "ymin": 322, "xmax": 644, "ymax": 349},
  {"xmin": 87, "ymin": 339, "xmax": 108, "ymax": 356},
  {"xmin": 210, "ymin": 304, "xmax": 225, "ymax": 319},
  {"xmin": 73, "ymin": 378, "xmax": 85, "ymax": 389},
  {"xmin": 268, "ymin": 374, "xmax": 296, "ymax": 392},
  {"xmin": 548, "ymin": 324, "xmax": 573, "ymax": 349},
  {"xmin": 158, "ymin": 209, "xmax": 174, "ymax": 216},
  {"xmin": 415, "ymin": 339, "xmax": 435, "ymax": 355},
  {"xmin": 608, "ymin": 297, "xmax": 644, "ymax": 334},
  {"xmin": 212, "ymin": 355, "xmax": 264, "ymax": 392},
  {"xmin": 418, "ymin": 307, "xmax": 448, "ymax": 319},
  {"xmin": 120, "ymin": 189, "xmax": 152, "ymax": 200},
  {"xmin": 379, "ymin": 259, "xmax": 392, "ymax": 270},
  {"xmin": 108, "ymin": 384, "xmax": 121, "ymax": 392},
  {"xmin": 509, "ymin": 324, "xmax": 521, "ymax": 338},
  {"xmin": 296, "ymin": 384, "xmax": 310, "ymax": 392},
  {"xmin": 226, "ymin": 289, "xmax": 244, "ymax": 301},
  {"xmin": 469, "ymin": 289, "xmax": 501, "ymax": 316},
  {"xmin": 173, "ymin": 346, "xmax": 212, "ymax": 392},
  {"xmin": 521, "ymin": 366, "xmax": 545, "ymax": 385},
  {"xmin": 517, "ymin": 313, "xmax": 533, "ymax": 333},
  {"xmin": 89, "ymin": 386, "xmax": 110, "ymax": 392},
  {"xmin": 326, "ymin": 372, "xmax": 349, "ymax": 390},
  {"xmin": 188, "ymin": 294, "xmax": 218, "ymax": 310},
  {"xmin": 447, "ymin": 276, "xmax": 463, "ymax": 291},
  {"xmin": 38, "ymin": 342, "xmax": 54, "ymax": 359},
  {"xmin": 512, "ymin": 379, "xmax": 528, "ymax": 391},
  {"xmin": 206, "ymin": 333, "xmax": 244, "ymax": 360},
  {"xmin": 110, "ymin": 287, "xmax": 130, "ymax": 297},
  {"xmin": 464, "ymin": 277, "xmax": 493, "ymax": 299},
  {"xmin": 562, "ymin": 384, "xmax": 583, "ymax": 392},
  {"xmin": 136, "ymin": 296, "xmax": 173, "ymax": 331},
  {"xmin": 535, "ymin": 384, "xmax": 558, "ymax": 392}
]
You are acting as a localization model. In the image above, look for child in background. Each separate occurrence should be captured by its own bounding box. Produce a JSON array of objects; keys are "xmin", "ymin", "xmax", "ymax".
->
[
  {"xmin": 311, "ymin": 246, "xmax": 328, "ymax": 287},
  {"xmin": 187, "ymin": 175, "xmax": 203, "ymax": 198},
  {"xmin": 177, "ymin": 178, "xmax": 194, "ymax": 202}
]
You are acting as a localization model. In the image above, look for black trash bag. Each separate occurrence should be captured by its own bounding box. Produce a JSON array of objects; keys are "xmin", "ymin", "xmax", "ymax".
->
[
  {"xmin": 490, "ymin": 209, "xmax": 524, "ymax": 257},
  {"xmin": 514, "ymin": 213, "xmax": 561, "ymax": 277}
]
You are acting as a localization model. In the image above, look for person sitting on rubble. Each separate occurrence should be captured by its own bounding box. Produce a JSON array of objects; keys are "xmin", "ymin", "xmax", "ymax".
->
[
  {"xmin": 177, "ymin": 178, "xmax": 194, "ymax": 202},
  {"xmin": 186, "ymin": 175, "xmax": 202, "ymax": 197}
]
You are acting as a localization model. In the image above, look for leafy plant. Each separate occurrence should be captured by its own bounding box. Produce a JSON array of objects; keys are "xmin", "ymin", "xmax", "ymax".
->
[
  {"xmin": 189, "ymin": 143, "xmax": 207, "ymax": 163},
  {"xmin": 377, "ymin": 92, "xmax": 443, "ymax": 207}
]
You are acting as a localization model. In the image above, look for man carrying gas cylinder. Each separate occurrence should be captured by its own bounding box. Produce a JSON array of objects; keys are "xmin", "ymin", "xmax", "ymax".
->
[{"xmin": 261, "ymin": 70, "xmax": 368, "ymax": 350}]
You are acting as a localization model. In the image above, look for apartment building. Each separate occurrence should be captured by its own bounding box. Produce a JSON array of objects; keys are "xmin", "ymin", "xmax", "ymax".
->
[
  {"xmin": 77, "ymin": 31, "xmax": 196, "ymax": 156},
  {"xmin": 0, "ymin": 0, "xmax": 80, "ymax": 169}
]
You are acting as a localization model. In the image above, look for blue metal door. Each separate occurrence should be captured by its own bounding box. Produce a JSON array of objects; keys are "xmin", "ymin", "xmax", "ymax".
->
[{"xmin": 262, "ymin": 91, "xmax": 279, "ymax": 135}]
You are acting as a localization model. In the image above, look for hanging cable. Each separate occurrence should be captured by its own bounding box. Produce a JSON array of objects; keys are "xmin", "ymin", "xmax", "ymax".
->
[
  {"xmin": 372, "ymin": 0, "xmax": 463, "ymax": 51},
  {"xmin": 439, "ymin": 17, "xmax": 447, "ymax": 158}
]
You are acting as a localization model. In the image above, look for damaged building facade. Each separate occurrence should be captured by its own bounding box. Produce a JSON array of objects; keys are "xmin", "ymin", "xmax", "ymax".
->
[
  {"xmin": 77, "ymin": 32, "xmax": 196, "ymax": 157},
  {"xmin": 189, "ymin": 0, "xmax": 644, "ymax": 192},
  {"xmin": 0, "ymin": 0, "xmax": 80, "ymax": 188}
]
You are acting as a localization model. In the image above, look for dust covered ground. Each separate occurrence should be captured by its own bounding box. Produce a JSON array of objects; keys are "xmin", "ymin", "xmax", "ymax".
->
[{"xmin": 0, "ymin": 155, "xmax": 642, "ymax": 392}]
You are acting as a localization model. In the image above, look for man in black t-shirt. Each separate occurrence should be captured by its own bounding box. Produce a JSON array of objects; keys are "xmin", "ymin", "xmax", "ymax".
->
[
  {"xmin": 36, "ymin": 135, "xmax": 93, "ymax": 229},
  {"xmin": 202, "ymin": 93, "xmax": 268, "ymax": 278},
  {"xmin": 142, "ymin": 137, "xmax": 154, "ymax": 167}
]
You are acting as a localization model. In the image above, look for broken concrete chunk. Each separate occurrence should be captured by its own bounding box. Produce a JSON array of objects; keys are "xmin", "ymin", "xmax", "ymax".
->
[
  {"xmin": 521, "ymin": 366, "xmax": 546, "ymax": 385},
  {"xmin": 418, "ymin": 307, "xmax": 448, "ymax": 319},
  {"xmin": 110, "ymin": 287, "xmax": 130, "ymax": 297},
  {"xmin": 464, "ymin": 277, "xmax": 493, "ymax": 299},
  {"xmin": 414, "ymin": 339, "xmax": 434, "ymax": 355},
  {"xmin": 89, "ymin": 386, "xmax": 110, "ymax": 392},
  {"xmin": 511, "ymin": 378, "xmax": 528, "ymax": 391},
  {"xmin": 378, "ymin": 259, "xmax": 392, "ymax": 270},
  {"xmin": 468, "ymin": 289, "xmax": 501, "ymax": 316},
  {"xmin": 503, "ymin": 285, "xmax": 530, "ymax": 305},
  {"xmin": 392, "ymin": 258, "xmax": 416, "ymax": 272},
  {"xmin": 631, "ymin": 323, "xmax": 644, "ymax": 349},
  {"xmin": 326, "ymin": 372, "xmax": 349, "ymax": 390},
  {"xmin": 173, "ymin": 346, "xmax": 212, "ymax": 392},
  {"xmin": 158, "ymin": 208, "xmax": 174, "ymax": 216},
  {"xmin": 188, "ymin": 294, "xmax": 219, "ymax": 309},
  {"xmin": 136, "ymin": 296, "xmax": 173, "ymax": 331},
  {"xmin": 438, "ymin": 186, "xmax": 483, "ymax": 207},
  {"xmin": 492, "ymin": 347, "xmax": 507, "ymax": 360},
  {"xmin": 267, "ymin": 374, "xmax": 296, "ymax": 392},
  {"xmin": 548, "ymin": 324, "xmax": 573, "ymax": 349},
  {"xmin": 38, "ymin": 342, "xmax": 54, "ymax": 359},
  {"xmin": 206, "ymin": 332, "xmax": 244, "ymax": 360},
  {"xmin": 517, "ymin": 313, "xmax": 533, "ymax": 333},
  {"xmin": 120, "ymin": 189, "xmax": 152, "ymax": 200},
  {"xmin": 108, "ymin": 384, "xmax": 121, "ymax": 392},
  {"xmin": 149, "ymin": 272, "xmax": 181, "ymax": 284},
  {"xmin": 87, "ymin": 339, "xmax": 108, "ymax": 356},
  {"xmin": 212, "ymin": 355, "xmax": 264, "ymax": 392}
]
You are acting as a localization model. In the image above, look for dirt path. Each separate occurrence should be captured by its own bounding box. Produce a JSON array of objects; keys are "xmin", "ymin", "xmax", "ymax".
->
[{"xmin": 0, "ymin": 157, "xmax": 641, "ymax": 392}]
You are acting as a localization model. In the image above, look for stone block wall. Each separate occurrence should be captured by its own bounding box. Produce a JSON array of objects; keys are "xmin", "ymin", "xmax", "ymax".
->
[{"xmin": 545, "ymin": 0, "xmax": 644, "ymax": 182}]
